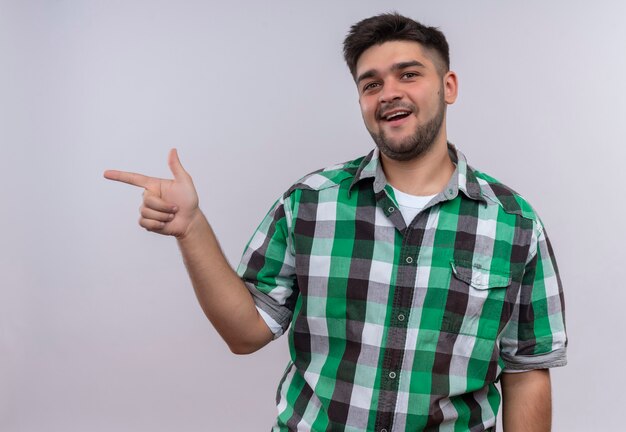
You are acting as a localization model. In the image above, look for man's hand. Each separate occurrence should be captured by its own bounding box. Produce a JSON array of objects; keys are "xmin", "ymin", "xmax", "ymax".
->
[
  {"xmin": 104, "ymin": 148, "xmax": 273, "ymax": 353},
  {"xmin": 103, "ymin": 149, "xmax": 200, "ymax": 238}
]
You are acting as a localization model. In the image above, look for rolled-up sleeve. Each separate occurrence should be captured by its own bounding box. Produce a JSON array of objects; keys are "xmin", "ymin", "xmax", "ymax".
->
[
  {"xmin": 236, "ymin": 194, "xmax": 298, "ymax": 339},
  {"xmin": 500, "ymin": 222, "xmax": 568, "ymax": 371}
]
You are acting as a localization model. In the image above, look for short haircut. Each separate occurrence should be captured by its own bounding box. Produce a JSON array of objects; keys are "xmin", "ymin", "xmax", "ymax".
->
[{"xmin": 343, "ymin": 12, "xmax": 450, "ymax": 78}]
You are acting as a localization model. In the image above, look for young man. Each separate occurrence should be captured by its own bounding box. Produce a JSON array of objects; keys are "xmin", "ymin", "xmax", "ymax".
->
[{"xmin": 105, "ymin": 13, "xmax": 567, "ymax": 432}]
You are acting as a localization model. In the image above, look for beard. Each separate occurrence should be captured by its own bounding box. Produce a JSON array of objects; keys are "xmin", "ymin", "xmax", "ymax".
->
[{"xmin": 368, "ymin": 91, "xmax": 446, "ymax": 162}]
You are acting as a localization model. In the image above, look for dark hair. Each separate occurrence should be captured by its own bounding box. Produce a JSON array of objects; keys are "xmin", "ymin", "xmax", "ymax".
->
[{"xmin": 343, "ymin": 12, "xmax": 450, "ymax": 78}]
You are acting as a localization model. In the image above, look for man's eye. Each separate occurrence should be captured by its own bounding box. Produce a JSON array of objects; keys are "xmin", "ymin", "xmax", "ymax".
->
[
  {"xmin": 402, "ymin": 72, "xmax": 419, "ymax": 79},
  {"xmin": 363, "ymin": 82, "xmax": 379, "ymax": 91}
]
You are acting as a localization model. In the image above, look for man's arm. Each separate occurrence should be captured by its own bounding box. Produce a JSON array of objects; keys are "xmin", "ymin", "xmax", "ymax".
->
[
  {"xmin": 500, "ymin": 369, "xmax": 552, "ymax": 432},
  {"xmin": 104, "ymin": 149, "xmax": 273, "ymax": 354},
  {"xmin": 176, "ymin": 211, "xmax": 274, "ymax": 354}
]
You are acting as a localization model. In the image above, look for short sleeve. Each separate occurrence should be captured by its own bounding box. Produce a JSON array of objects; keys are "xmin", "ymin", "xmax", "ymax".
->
[
  {"xmin": 499, "ymin": 222, "xmax": 568, "ymax": 371},
  {"xmin": 236, "ymin": 194, "xmax": 298, "ymax": 339}
]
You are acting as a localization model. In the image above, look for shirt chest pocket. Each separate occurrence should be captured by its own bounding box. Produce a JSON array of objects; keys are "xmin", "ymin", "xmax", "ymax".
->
[
  {"xmin": 440, "ymin": 260, "xmax": 512, "ymax": 340},
  {"xmin": 450, "ymin": 260, "xmax": 512, "ymax": 289}
]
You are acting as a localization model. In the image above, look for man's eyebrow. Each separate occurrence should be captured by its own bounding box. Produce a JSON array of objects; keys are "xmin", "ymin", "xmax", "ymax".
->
[
  {"xmin": 392, "ymin": 60, "xmax": 425, "ymax": 71},
  {"xmin": 356, "ymin": 60, "xmax": 426, "ymax": 85},
  {"xmin": 356, "ymin": 70, "xmax": 377, "ymax": 85}
]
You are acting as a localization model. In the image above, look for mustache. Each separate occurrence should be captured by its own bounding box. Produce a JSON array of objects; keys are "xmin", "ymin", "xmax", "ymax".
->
[{"xmin": 376, "ymin": 102, "xmax": 416, "ymax": 120}]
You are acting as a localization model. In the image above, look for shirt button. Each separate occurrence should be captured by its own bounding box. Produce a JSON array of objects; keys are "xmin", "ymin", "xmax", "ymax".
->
[
  {"xmin": 448, "ymin": 188, "xmax": 454, "ymax": 194},
  {"xmin": 389, "ymin": 371, "xmax": 396, "ymax": 379},
  {"xmin": 397, "ymin": 314, "xmax": 405, "ymax": 321},
  {"xmin": 388, "ymin": 207, "xmax": 394, "ymax": 213},
  {"xmin": 405, "ymin": 256, "xmax": 413, "ymax": 264},
  {"xmin": 381, "ymin": 429, "xmax": 388, "ymax": 432}
]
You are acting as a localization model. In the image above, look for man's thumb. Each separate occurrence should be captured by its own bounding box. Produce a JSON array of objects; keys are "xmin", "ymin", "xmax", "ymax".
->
[{"xmin": 168, "ymin": 148, "xmax": 188, "ymax": 180}]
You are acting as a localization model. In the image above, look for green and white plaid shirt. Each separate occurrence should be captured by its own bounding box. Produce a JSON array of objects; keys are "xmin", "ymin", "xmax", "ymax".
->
[{"xmin": 237, "ymin": 144, "xmax": 567, "ymax": 432}]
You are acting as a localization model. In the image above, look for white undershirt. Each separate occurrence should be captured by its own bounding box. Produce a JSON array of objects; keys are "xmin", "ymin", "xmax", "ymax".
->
[{"xmin": 390, "ymin": 186, "xmax": 437, "ymax": 226}]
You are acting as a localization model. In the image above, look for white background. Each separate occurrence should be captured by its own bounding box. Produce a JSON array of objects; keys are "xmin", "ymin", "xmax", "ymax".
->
[{"xmin": 2, "ymin": 1, "xmax": 624, "ymax": 430}]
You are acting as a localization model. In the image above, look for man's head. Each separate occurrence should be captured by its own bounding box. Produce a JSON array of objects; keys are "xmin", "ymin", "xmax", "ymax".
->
[{"xmin": 343, "ymin": 13, "xmax": 457, "ymax": 162}]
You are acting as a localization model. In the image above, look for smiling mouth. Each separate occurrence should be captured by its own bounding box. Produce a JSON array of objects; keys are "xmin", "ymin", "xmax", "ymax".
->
[{"xmin": 383, "ymin": 111, "xmax": 411, "ymax": 122}]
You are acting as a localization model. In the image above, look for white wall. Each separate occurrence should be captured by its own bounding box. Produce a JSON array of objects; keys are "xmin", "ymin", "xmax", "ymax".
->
[{"xmin": 1, "ymin": 0, "xmax": 624, "ymax": 430}]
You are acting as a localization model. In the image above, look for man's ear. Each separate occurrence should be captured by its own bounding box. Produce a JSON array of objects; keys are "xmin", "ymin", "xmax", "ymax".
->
[{"xmin": 443, "ymin": 70, "xmax": 458, "ymax": 105}]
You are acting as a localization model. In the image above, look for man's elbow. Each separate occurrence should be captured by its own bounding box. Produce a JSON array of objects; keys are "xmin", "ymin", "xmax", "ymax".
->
[
  {"xmin": 228, "ymin": 339, "xmax": 269, "ymax": 355},
  {"xmin": 226, "ymin": 328, "xmax": 274, "ymax": 355},
  {"xmin": 222, "ymin": 310, "xmax": 276, "ymax": 355}
]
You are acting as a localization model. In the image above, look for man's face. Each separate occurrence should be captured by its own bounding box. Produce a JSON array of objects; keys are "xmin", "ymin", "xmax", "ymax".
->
[{"xmin": 355, "ymin": 40, "xmax": 457, "ymax": 161}]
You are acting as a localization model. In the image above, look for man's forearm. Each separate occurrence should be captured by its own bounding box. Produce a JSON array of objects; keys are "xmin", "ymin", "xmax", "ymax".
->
[
  {"xmin": 501, "ymin": 369, "xmax": 552, "ymax": 432},
  {"xmin": 177, "ymin": 211, "xmax": 273, "ymax": 354}
]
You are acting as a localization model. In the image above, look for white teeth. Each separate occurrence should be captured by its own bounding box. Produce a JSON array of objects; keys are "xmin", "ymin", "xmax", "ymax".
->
[{"xmin": 385, "ymin": 111, "xmax": 410, "ymax": 120}]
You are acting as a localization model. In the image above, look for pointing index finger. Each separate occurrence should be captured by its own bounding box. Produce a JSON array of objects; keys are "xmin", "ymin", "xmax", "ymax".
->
[{"xmin": 103, "ymin": 170, "xmax": 153, "ymax": 189}]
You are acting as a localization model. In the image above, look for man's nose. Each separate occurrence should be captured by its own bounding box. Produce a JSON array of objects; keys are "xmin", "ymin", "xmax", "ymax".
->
[{"xmin": 379, "ymin": 80, "xmax": 403, "ymax": 103}]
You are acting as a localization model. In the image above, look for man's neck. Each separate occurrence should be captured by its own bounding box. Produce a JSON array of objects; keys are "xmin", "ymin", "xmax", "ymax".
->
[{"xmin": 380, "ymin": 136, "xmax": 455, "ymax": 196}]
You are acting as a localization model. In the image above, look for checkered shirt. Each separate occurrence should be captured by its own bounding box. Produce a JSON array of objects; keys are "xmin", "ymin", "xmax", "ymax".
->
[{"xmin": 236, "ymin": 144, "xmax": 567, "ymax": 432}]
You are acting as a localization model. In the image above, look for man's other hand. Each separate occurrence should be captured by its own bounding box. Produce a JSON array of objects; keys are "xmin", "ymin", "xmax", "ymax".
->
[{"xmin": 104, "ymin": 149, "xmax": 200, "ymax": 238}]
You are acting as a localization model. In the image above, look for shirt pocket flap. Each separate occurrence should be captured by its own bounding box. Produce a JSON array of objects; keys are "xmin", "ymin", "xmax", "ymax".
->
[{"xmin": 450, "ymin": 260, "xmax": 512, "ymax": 290}]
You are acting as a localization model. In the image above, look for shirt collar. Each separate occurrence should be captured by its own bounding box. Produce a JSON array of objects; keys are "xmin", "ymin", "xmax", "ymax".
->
[{"xmin": 349, "ymin": 142, "xmax": 487, "ymax": 204}]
